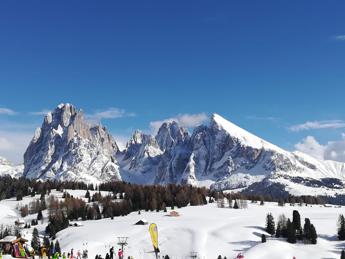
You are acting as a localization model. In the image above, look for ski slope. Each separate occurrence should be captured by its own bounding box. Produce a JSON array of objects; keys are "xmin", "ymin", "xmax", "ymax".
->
[
  {"xmin": 56, "ymin": 202, "xmax": 345, "ymax": 259},
  {"xmin": 1, "ymin": 191, "xmax": 345, "ymax": 259}
]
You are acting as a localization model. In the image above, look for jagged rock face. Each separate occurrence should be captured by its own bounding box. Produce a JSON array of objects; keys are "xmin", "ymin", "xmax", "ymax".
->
[
  {"xmin": 23, "ymin": 103, "xmax": 121, "ymax": 183},
  {"xmin": 156, "ymin": 122, "xmax": 189, "ymax": 151},
  {"xmin": 153, "ymin": 122, "xmax": 191, "ymax": 184},
  {"xmin": 119, "ymin": 124, "xmax": 191, "ymax": 185},
  {"xmin": 18, "ymin": 104, "xmax": 345, "ymax": 197},
  {"xmin": 119, "ymin": 130, "xmax": 162, "ymax": 179}
]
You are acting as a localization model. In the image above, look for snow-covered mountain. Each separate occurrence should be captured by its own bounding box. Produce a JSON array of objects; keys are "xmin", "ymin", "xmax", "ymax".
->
[
  {"xmin": 0, "ymin": 156, "xmax": 23, "ymax": 178},
  {"xmin": 23, "ymin": 103, "xmax": 121, "ymax": 183},
  {"xmin": 119, "ymin": 113, "xmax": 345, "ymax": 197},
  {"xmin": 20, "ymin": 103, "xmax": 345, "ymax": 197}
]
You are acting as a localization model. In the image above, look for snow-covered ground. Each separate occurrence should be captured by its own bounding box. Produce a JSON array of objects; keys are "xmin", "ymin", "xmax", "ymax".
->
[{"xmin": 1, "ymin": 192, "xmax": 345, "ymax": 259}]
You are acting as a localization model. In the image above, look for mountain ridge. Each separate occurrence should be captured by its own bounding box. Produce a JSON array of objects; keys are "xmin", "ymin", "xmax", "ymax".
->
[{"xmin": 2, "ymin": 103, "xmax": 345, "ymax": 198}]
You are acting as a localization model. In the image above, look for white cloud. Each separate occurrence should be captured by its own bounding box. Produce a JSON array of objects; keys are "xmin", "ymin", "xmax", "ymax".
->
[
  {"xmin": 246, "ymin": 115, "xmax": 279, "ymax": 122},
  {"xmin": 86, "ymin": 107, "xmax": 135, "ymax": 123},
  {"xmin": 29, "ymin": 109, "xmax": 51, "ymax": 116},
  {"xmin": 335, "ymin": 35, "xmax": 345, "ymax": 41},
  {"xmin": 289, "ymin": 120, "xmax": 345, "ymax": 132},
  {"xmin": 295, "ymin": 134, "xmax": 345, "ymax": 162},
  {"xmin": 150, "ymin": 113, "xmax": 208, "ymax": 133},
  {"xmin": 0, "ymin": 119, "xmax": 39, "ymax": 163},
  {"xmin": 0, "ymin": 108, "xmax": 17, "ymax": 116},
  {"xmin": 294, "ymin": 136, "xmax": 325, "ymax": 160},
  {"xmin": 0, "ymin": 131, "xmax": 33, "ymax": 164},
  {"xmin": 112, "ymin": 134, "xmax": 130, "ymax": 151}
]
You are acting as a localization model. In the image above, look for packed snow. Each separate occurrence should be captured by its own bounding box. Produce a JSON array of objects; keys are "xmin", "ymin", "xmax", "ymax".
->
[{"xmin": 1, "ymin": 191, "xmax": 345, "ymax": 259}]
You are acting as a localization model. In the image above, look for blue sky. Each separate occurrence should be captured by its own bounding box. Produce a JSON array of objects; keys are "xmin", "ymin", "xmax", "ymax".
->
[{"xmin": 0, "ymin": 0, "xmax": 345, "ymax": 163}]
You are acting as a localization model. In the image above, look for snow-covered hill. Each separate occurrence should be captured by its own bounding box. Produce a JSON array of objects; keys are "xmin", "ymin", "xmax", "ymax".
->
[
  {"xmin": 56, "ymin": 202, "xmax": 345, "ymax": 259},
  {"xmin": 1, "ymin": 191, "xmax": 344, "ymax": 259},
  {"xmin": 0, "ymin": 156, "xmax": 23, "ymax": 178}
]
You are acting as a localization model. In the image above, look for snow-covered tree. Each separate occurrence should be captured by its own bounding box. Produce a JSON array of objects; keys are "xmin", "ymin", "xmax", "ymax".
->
[
  {"xmin": 287, "ymin": 219, "xmax": 296, "ymax": 244},
  {"xmin": 266, "ymin": 213, "xmax": 275, "ymax": 235},
  {"xmin": 338, "ymin": 215, "xmax": 345, "ymax": 240}
]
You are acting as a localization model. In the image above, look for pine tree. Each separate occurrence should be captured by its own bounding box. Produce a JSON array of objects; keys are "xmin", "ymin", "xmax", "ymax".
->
[
  {"xmin": 292, "ymin": 210, "xmax": 302, "ymax": 239},
  {"xmin": 261, "ymin": 234, "xmax": 266, "ymax": 243},
  {"xmin": 287, "ymin": 219, "xmax": 296, "ymax": 244},
  {"xmin": 338, "ymin": 215, "xmax": 345, "ymax": 240},
  {"xmin": 265, "ymin": 213, "xmax": 275, "ymax": 235},
  {"xmin": 31, "ymin": 228, "xmax": 40, "ymax": 253},
  {"xmin": 310, "ymin": 224, "xmax": 317, "ymax": 244},
  {"xmin": 37, "ymin": 210, "xmax": 43, "ymax": 221},
  {"xmin": 50, "ymin": 241, "xmax": 55, "ymax": 255},
  {"xmin": 341, "ymin": 250, "xmax": 345, "ymax": 259},
  {"xmin": 233, "ymin": 200, "xmax": 239, "ymax": 209},
  {"xmin": 303, "ymin": 218, "xmax": 311, "ymax": 242},
  {"xmin": 43, "ymin": 236, "xmax": 50, "ymax": 249},
  {"xmin": 85, "ymin": 190, "xmax": 90, "ymax": 199},
  {"xmin": 276, "ymin": 214, "xmax": 287, "ymax": 238},
  {"xmin": 55, "ymin": 240, "xmax": 61, "ymax": 254},
  {"xmin": 16, "ymin": 190, "xmax": 23, "ymax": 201},
  {"xmin": 275, "ymin": 224, "xmax": 281, "ymax": 238}
]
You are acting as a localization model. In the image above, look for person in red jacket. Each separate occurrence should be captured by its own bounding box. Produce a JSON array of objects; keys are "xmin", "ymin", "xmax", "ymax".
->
[{"xmin": 117, "ymin": 249, "xmax": 123, "ymax": 259}]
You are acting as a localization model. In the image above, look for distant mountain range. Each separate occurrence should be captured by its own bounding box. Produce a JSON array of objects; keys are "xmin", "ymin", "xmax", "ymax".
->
[{"xmin": 2, "ymin": 103, "xmax": 345, "ymax": 198}]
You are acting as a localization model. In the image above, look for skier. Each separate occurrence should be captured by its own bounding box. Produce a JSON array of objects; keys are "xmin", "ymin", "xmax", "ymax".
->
[
  {"xmin": 82, "ymin": 249, "xmax": 88, "ymax": 259},
  {"xmin": 95, "ymin": 255, "xmax": 98, "ymax": 259},
  {"xmin": 62, "ymin": 252, "xmax": 67, "ymax": 259},
  {"xmin": 117, "ymin": 249, "xmax": 123, "ymax": 259},
  {"xmin": 105, "ymin": 253, "xmax": 110, "ymax": 259},
  {"xmin": 236, "ymin": 253, "xmax": 244, "ymax": 259},
  {"xmin": 77, "ymin": 250, "xmax": 81, "ymax": 259},
  {"xmin": 110, "ymin": 247, "xmax": 114, "ymax": 259}
]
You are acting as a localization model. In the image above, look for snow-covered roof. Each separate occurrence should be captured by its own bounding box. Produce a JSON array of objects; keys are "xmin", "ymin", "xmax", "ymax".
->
[
  {"xmin": 0, "ymin": 236, "xmax": 28, "ymax": 243},
  {"xmin": 135, "ymin": 219, "xmax": 148, "ymax": 225},
  {"xmin": 0, "ymin": 236, "xmax": 17, "ymax": 243}
]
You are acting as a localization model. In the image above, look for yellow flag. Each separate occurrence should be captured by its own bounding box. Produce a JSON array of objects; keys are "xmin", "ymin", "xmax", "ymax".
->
[{"xmin": 149, "ymin": 223, "xmax": 159, "ymax": 250}]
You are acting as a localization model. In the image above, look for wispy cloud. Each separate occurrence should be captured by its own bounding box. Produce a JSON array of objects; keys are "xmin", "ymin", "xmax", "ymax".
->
[
  {"xmin": 289, "ymin": 120, "xmax": 345, "ymax": 132},
  {"xmin": 86, "ymin": 107, "xmax": 135, "ymax": 123},
  {"xmin": 0, "ymin": 107, "xmax": 17, "ymax": 116},
  {"xmin": 0, "ymin": 130, "xmax": 33, "ymax": 163},
  {"xmin": 29, "ymin": 109, "xmax": 51, "ymax": 116},
  {"xmin": 295, "ymin": 134, "xmax": 345, "ymax": 162},
  {"xmin": 150, "ymin": 113, "xmax": 208, "ymax": 133},
  {"xmin": 334, "ymin": 35, "xmax": 345, "ymax": 41},
  {"xmin": 0, "ymin": 119, "xmax": 40, "ymax": 163},
  {"xmin": 246, "ymin": 115, "xmax": 279, "ymax": 122}
]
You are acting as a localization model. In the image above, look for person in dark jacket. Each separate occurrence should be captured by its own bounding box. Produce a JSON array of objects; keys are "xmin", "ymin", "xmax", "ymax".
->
[{"xmin": 109, "ymin": 247, "xmax": 114, "ymax": 259}]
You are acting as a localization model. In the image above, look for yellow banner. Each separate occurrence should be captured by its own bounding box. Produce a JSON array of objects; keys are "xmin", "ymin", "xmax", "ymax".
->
[{"xmin": 149, "ymin": 223, "xmax": 159, "ymax": 250}]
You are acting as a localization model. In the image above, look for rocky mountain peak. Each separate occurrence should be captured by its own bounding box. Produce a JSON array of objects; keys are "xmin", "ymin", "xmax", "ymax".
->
[
  {"xmin": 155, "ymin": 121, "xmax": 189, "ymax": 151},
  {"xmin": 23, "ymin": 104, "xmax": 120, "ymax": 183}
]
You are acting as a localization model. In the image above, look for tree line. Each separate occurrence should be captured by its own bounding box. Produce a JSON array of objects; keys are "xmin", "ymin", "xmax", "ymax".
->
[{"xmin": 265, "ymin": 210, "xmax": 317, "ymax": 244}]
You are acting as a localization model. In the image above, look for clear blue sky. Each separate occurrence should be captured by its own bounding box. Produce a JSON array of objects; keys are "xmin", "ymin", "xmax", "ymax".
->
[{"xmin": 0, "ymin": 0, "xmax": 344, "ymax": 163}]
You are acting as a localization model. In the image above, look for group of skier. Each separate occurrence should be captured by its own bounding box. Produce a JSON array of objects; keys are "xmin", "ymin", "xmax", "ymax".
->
[
  {"xmin": 95, "ymin": 247, "xmax": 133, "ymax": 259},
  {"xmin": 38, "ymin": 248, "xmax": 88, "ymax": 259}
]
